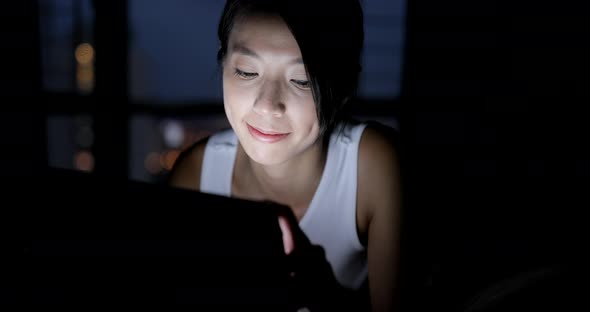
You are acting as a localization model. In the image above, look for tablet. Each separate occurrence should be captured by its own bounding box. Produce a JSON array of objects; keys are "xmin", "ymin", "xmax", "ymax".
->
[{"xmin": 23, "ymin": 168, "xmax": 295, "ymax": 308}]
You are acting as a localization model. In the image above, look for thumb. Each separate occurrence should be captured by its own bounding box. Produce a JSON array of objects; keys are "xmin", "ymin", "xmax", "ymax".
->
[{"xmin": 278, "ymin": 215, "xmax": 295, "ymax": 255}]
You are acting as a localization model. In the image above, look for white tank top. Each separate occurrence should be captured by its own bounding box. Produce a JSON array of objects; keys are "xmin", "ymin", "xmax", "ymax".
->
[{"xmin": 200, "ymin": 122, "xmax": 368, "ymax": 289}]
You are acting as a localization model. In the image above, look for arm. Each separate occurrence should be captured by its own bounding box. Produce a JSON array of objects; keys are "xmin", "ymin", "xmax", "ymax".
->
[
  {"xmin": 167, "ymin": 137, "xmax": 209, "ymax": 191},
  {"xmin": 359, "ymin": 126, "xmax": 402, "ymax": 312}
]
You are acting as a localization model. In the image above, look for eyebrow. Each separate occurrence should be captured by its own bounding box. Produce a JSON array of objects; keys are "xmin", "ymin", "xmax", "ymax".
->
[{"xmin": 232, "ymin": 44, "xmax": 304, "ymax": 65}]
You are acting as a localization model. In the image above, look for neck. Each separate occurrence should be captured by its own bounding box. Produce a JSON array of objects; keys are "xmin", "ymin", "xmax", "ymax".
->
[{"xmin": 240, "ymin": 139, "xmax": 327, "ymax": 209}]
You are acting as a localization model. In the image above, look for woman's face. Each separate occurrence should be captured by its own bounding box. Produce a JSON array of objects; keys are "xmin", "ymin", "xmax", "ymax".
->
[{"xmin": 222, "ymin": 14, "xmax": 320, "ymax": 166}]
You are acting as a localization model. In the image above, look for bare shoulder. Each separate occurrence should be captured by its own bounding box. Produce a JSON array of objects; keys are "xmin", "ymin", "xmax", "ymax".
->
[
  {"xmin": 167, "ymin": 136, "xmax": 210, "ymax": 191},
  {"xmin": 357, "ymin": 121, "xmax": 401, "ymax": 225},
  {"xmin": 358, "ymin": 122, "xmax": 399, "ymax": 165},
  {"xmin": 357, "ymin": 122, "xmax": 403, "ymax": 312}
]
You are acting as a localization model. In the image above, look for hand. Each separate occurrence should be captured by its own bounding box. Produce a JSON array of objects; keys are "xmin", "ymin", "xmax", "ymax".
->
[{"xmin": 277, "ymin": 209, "xmax": 358, "ymax": 311}]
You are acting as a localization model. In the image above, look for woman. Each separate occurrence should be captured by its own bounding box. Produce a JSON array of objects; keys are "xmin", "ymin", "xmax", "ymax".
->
[{"xmin": 169, "ymin": 0, "xmax": 401, "ymax": 311}]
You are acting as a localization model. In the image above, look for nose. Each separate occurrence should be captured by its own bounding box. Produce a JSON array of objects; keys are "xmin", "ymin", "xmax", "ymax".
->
[{"xmin": 252, "ymin": 79, "xmax": 285, "ymax": 118}]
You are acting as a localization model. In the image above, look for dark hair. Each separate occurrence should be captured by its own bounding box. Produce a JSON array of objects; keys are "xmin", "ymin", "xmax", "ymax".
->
[{"xmin": 217, "ymin": 0, "xmax": 364, "ymax": 139}]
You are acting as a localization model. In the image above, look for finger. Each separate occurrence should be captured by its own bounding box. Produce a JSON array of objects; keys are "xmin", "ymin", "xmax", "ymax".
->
[{"xmin": 278, "ymin": 215, "xmax": 295, "ymax": 255}]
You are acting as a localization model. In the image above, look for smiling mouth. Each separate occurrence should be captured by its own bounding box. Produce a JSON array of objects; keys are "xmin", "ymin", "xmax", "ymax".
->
[{"xmin": 246, "ymin": 123, "xmax": 290, "ymax": 143}]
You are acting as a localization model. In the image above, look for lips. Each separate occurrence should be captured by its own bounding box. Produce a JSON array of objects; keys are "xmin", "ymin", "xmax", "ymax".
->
[{"xmin": 246, "ymin": 123, "xmax": 290, "ymax": 143}]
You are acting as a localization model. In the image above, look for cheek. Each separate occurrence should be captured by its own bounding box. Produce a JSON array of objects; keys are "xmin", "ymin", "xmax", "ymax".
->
[
  {"xmin": 299, "ymin": 99, "xmax": 320, "ymax": 129},
  {"xmin": 289, "ymin": 98, "xmax": 320, "ymax": 139},
  {"xmin": 223, "ymin": 79, "xmax": 251, "ymax": 124}
]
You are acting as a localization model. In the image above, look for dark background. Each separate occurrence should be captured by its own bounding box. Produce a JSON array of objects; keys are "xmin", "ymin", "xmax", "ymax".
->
[{"xmin": 6, "ymin": 0, "xmax": 589, "ymax": 310}]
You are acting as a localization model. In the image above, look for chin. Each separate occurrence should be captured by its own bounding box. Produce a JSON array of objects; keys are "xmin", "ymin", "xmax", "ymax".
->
[{"xmin": 244, "ymin": 142, "xmax": 290, "ymax": 166}]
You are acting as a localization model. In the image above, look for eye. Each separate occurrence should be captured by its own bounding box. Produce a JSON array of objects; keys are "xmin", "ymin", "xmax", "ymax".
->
[
  {"xmin": 291, "ymin": 79, "xmax": 311, "ymax": 89},
  {"xmin": 234, "ymin": 68, "xmax": 258, "ymax": 80}
]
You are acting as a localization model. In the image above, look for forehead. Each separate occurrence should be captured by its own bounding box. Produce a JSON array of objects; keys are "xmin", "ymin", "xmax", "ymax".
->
[{"xmin": 228, "ymin": 14, "xmax": 301, "ymax": 56}]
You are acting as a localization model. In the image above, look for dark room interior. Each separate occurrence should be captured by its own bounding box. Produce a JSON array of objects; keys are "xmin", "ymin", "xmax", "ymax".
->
[{"xmin": 7, "ymin": 0, "xmax": 589, "ymax": 310}]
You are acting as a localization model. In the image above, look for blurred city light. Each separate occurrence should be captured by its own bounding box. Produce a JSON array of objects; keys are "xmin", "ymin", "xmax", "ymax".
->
[{"xmin": 74, "ymin": 150, "xmax": 94, "ymax": 172}]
